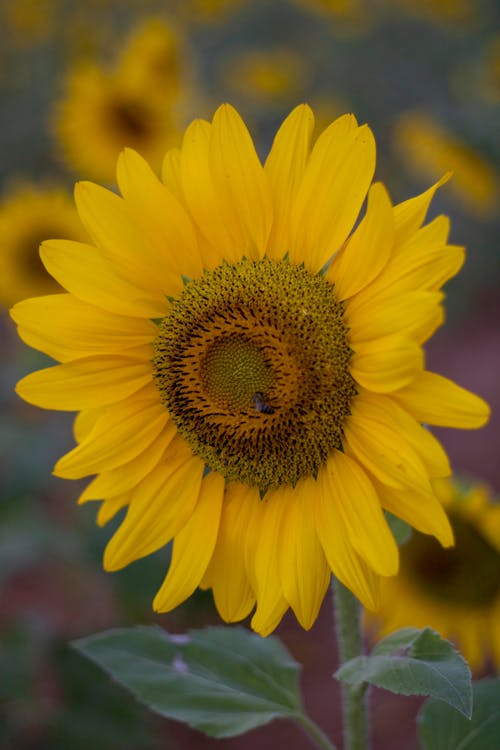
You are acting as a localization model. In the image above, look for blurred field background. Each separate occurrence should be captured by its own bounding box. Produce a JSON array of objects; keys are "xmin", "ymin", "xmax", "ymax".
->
[{"xmin": 0, "ymin": 1, "xmax": 499, "ymax": 748}]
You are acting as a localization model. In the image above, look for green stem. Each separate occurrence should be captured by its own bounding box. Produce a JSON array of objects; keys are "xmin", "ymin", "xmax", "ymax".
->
[
  {"xmin": 295, "ymin": 713, "xmax": 338, "ymax": 750},
  {"xmin": 333, "ymin": 577, "xmax": 370, "ymax": 750}
]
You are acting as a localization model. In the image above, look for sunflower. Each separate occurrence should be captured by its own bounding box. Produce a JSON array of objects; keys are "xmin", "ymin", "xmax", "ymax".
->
[
  {"xmin": 54, "ymin": 19, "xmax": 190, "ymax": 183},
  {"xmin": 291, "ymin": 0, "xmax": 371, "ymax": 30},
  {"xmin": 473, "ymin": 35, "xmax": 500, "ymax": 104},
  {"xmin": 12, "ymin": 105, "xmax": 489, "ymax": 635},
  {"xmin": 220, "ymin": 48, "xmax": 309, "ymax": 106},
  {"xmin": 117, "ymin": 18, "xmax": 185, "ymax": 98},
  {"xmin": 366, "ymin": 477, "xmax": 500, "ymax": 672},
  {"xmin": 0, "ymin": 183, "xmax": 87, "ymax": 307},
  {"xmin": 389, "ymin": 0, "xmax": 473, "ymax": 25},
  {"xmin": 4, "ymin": 0, "xmax": 56, "ymax": 46},
  {"xmin": 177, "ymin": 0, "xmax": 245, "ymax": 23}
]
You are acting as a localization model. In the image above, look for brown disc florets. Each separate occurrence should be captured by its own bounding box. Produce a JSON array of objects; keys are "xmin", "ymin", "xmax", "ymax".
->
[
  {"xmin": 153, "ymin": 257, "xmax": 356, "ymax": 492},
  {"xmin": 402, "ymin": 515, "xmax": 500, "ymax": 607}
]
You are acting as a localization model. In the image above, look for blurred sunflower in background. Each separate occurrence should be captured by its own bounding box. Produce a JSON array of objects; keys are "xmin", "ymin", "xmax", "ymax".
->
[
  {"xmin": 0, "ymin": 183, "xmax": 87, "ymax": 306},
  {"xmin": 366, "ymin": 477, "xmax": 500, "ymax": 673},
  {"xmin": 3, "ymin": 0, "xmax": 57, "ymax": 46},
  {"xmin": 11, "ymin": 104, "xmax": 489, "ymax": 636},
  {"xmin": 470, "ymin": 34, "xmax": 500, "ymax": 104},
  {"xmin": 118, "ymin": 18, "xmax": 185, "ymax": 96},
  {"xmin": 177, "ymin": 0, "xmax": 245, "ymax": 24},
  {"xmin": 220, "ymin": 47, "xmax": 309, "ymax": 108},
  {"xmin": 388, "ymin": 0, "xmax": 473, "ymax": 25},
  {"xmin": 54, "ymin": 18, "xmax": 194, "ymax": 183},
  {"xmin": 291, "ymin": 0, "xmax": 368, "ymax": 27}
]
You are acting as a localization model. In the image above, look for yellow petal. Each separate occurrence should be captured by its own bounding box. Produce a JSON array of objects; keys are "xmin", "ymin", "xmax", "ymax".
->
[
  {"xmin": 210, "ymin": 104, "xmax": 273, "ymax": 260},
  {"xmin": 78, "ymin": 421, "xmax": 177, "ymax": 502},
  {"xmin": 393, "ymin": 371, "xmax": 490, "ymax": 428},
  {"xmin": 153, "ymin": 471, "xmax": 225, "ymax": 612},
  {"xmin": 74, "ymin": 181, "xmax": 172, "ymax": 293},
  {"xmin": 393, "ymin": 173, "xmax": 451, "ymax": 245},
  {"xmin": 290, "ymin": 116, "xmax": 376, "ymax": 271},
  {"xmin": 355, "ymin": 390, "xmax": 450, "ymax": 479},
  {"xmin": 12, "ymin": 294, "xmax": 156, "ymax": 363},
  {"xmin": 161, "ymin": 146, "xmax": 184, "ymax": 202},
  {"xmin": 264, "ymin": 104, "xmax": 314, "ymax": 260},
  {"xmin": 54, "ymin": 389, "xmax": 168, "ymax": 478},
  {"xmin": 346, "ymin": 289, "xmax": 443, "ymax": 345},
  {"xmin": 326, "ymin": 182, "xmax": 394, "ymax": 300},
  {"xmin": 344, "ymin": 407, "xmax": 433, "ymax": 494},
  {"xmin": 246, "ymin": 488, "xmax": 289, "ymax": 636},
  {"xmin": 458, "ymin": 616, "xmax": 485, "ymax": 671},
  {"xmin": 180, "ymin": 118, "xmax": 237, "ymax": 265},
  {"xmin": 323, "ymin": 451, "xmax": 398, "ymax": 575},
  {"xmin": 315, "ymin": 466, "xmax": 382, "ymax": 610},
  {"xmin": 490, "ymin": 607, "xmax": 500, "ymax": 669},
  {"xmin": 279, "ymin": 479, "xmax": 331, "ymax": 630},
  {"xmin": 40, "ymin": 240, "xmax": 167, "ymax": 318},
  {"xmin": 96, "ymin": 494, "xmax": 129, "ymax": 527},
  {"xmin": 16, "ymin": 356, "xmax": 153, "ymax": 411},
  {"xmin": 116, "ymin": 148, "xmax": 202, "ymax": 282},
  {"xmin": 73, "ymin": 407, "xmax": 102, "ymax": 443},
  {"xmin": 251, "ymin": 598, "xmax": 289, "ymax": 638},
  {"xmin": 104, "ymin": 440, "xmax": 204, "ymax": 570},
  {"xmin": 204, "ymin": 482, "xmax": 256, "ymax": 622},
  {"xmin": 351, "ymin": 334, "xmax": 423, "ymax": 393},
  {"xmin": 376, "ymin": 481, "xmax": 454, "ymax": 547},
  {"xmin": 387, "ymin": 245, "xmax": 465, "ymax": 297},
  {"xmin": 365, "ymin": 217, "xmax": 464, "ymax": 298},
  {"xmin": 394, "ymin": 213, "xmax": 451, "ymax": 260}
]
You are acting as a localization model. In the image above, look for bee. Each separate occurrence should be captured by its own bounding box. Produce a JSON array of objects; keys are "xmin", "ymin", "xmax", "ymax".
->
[{"xmin": 252, "ymin": 391, "xmax": 275, "ymax": 414}]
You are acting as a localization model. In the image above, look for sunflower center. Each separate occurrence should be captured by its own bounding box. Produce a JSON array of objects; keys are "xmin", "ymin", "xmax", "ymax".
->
[
  {"xmin": 21, "ymin": 229, "xmax": 56, "ymax": 278},
  {"xmin": 152, "ymin": 257, "xmax": 356, "ymax": 492},
  {"xmin": 402, "ymin": 515, "xmax": 500, "ymax": 607},
  {"xmin": 110, "ymin": 98, "xmax": 150, "ymax": 140}
]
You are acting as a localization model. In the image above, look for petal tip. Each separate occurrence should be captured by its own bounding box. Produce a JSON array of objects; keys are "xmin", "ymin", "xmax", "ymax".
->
[
  {"xmin": 103, "ymin": 542, "xmax": 123, "ymax": 573},
  {"xmin": 478, "ymin": 397, "xmax": 491, "ymax": 425}
]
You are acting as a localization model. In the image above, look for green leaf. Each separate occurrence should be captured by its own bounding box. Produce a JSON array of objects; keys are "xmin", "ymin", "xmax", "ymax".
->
[
  {"xmin": 72, "ymin": 625, "xmax": 304, "ymax": 738},
  {"xmin": 385, "ymin": 511, "xmax": 412, "ymax": 546},
  {"xmin": 335, "ymin": 627, "xmax": 472, "ymax": 718},
  {"xmin": 418, "ymin": 678, "xmax": 500, "ymax": 750}
]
